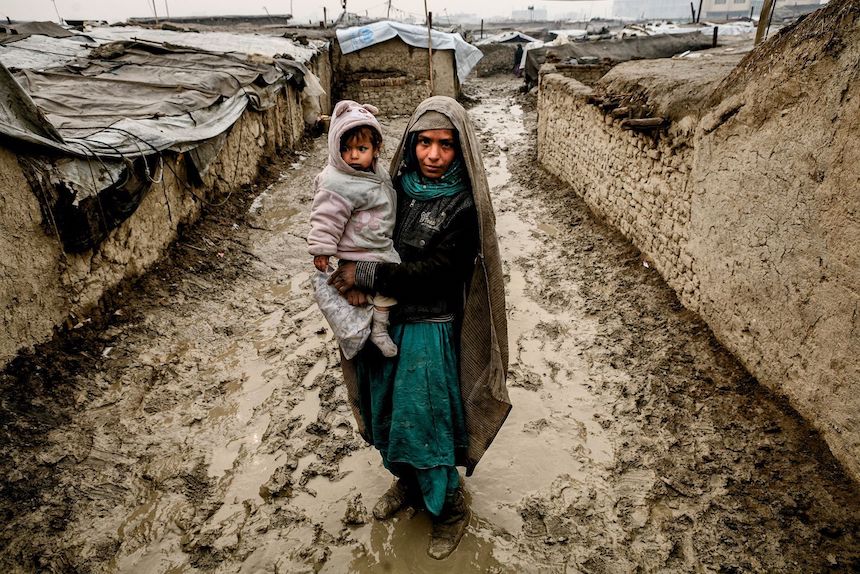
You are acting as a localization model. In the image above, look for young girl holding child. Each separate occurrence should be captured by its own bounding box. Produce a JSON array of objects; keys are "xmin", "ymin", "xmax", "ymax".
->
[{"xmin": 307, "ymin": 100, "xmax": 399, "ymax": 357}]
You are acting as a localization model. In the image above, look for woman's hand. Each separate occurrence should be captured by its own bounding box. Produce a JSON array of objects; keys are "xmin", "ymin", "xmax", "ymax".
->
[
  {"xmin": 328, "ymin": 261, "xmax": 356, "ymax": 294},
  {"xmin": 344, "ymin": 288, "xmax": 368, "ymax": 306},
  {"xmin": 329, "ymin": 262, "xmax": 366, "ymax": 305}
]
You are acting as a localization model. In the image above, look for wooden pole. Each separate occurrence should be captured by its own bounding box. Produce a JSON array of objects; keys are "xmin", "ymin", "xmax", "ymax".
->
[
  {"xmin": 480, "ymin": 18, "xmax": 484, "ymax": 39},
  {"xmin": 323, "ymin": 7, "xmax": 327, "ymax": 27},
  {"xmin": 425, "ymin": 3, "xmax": 434, "ymax": 95},
  {"xmin": 151, "ymin": 0, "xmax": 159, "ymax": 25},
  {"xmin": 51, "ymin": 0, "xmax": 62, "ymax": 24},
  {"xmin": 690, "ymin": 2, "xmax": 696, "ymax": 23},
  {"xmin": 696, "ymin": 0, "xmax": 703, "ymax": 22},
  {"xmin": 755, "ymin": 0, "xmax": 776, "ymax": 45},
  {"xmin": 712, "ymin": 25, "xmax": 718, "ymax": 47}
]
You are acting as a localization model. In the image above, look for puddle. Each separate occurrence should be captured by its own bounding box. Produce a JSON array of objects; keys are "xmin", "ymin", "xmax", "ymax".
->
[
  {"xmin": 538, "ymin": 222, "xmax": 561, "ymax": 237},
  {"xmin": 466, "ymin": 94, "xmax": 613, "ymax": 536}
]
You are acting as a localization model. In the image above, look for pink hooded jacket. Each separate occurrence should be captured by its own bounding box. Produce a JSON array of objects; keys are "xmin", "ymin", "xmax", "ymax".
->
[{"xmin": 307, "ymin": 100, "xmax": 400, "ymax": 264}]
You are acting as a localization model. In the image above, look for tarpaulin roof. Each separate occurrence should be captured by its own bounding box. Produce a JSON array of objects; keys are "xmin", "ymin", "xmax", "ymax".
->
[
  {"xmin": 0, "ymin": 33, "xmax": 319, "ymax": 158},
  {"xmin": 0, "ymin": 26, "xmax": 326, "ymax": 253},
  {"xmin": 87, "ymin": 26, "xmax": 321, "ymax": 64},
  {"xmin": 0, "ymin": 34, "xmax": 93, "ymax": 72},
  {"xmin": 336, "ymin": 20, "xmax": 482, "ymax": 83},
  {"xmin": 475, "ymin": 31, "xmax": 539, "ymax": 46},
  {"xmin": 0, "ymin": 21, "xmax": 74, "ymax": 39},
  {"xmin": 548, "ymin": 29, "xmax": 588, "ymax": 40},
  {"xmin": 0, "ymin": 25, "xmax": 323, "ymax": 72}
]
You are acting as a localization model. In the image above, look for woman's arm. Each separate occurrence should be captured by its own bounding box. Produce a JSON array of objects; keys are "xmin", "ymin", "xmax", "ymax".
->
[{"xmin": 332, "ymin": 207, "xmax": 479, "ymax": 302}]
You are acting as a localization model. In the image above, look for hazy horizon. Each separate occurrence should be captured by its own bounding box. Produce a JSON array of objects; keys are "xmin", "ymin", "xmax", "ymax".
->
[{"xmin": 2, "ymin": 0, "xmax": 613, "ymax": 26}]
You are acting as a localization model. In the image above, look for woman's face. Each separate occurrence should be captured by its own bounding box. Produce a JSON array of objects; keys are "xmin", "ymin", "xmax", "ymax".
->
[{"xmin": 415, "ymin": 129, "xmax": 457, "ymax": 179}]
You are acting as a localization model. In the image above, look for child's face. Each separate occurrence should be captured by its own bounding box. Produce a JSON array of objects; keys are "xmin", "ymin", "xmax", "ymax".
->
[{"xmin": 340, "ymin": 132, "xmax": 377, "ymax": 171}]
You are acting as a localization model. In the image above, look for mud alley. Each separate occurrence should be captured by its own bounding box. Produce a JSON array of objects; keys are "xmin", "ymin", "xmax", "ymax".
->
[{"xmin": 2, "ymin": 3, "xmax": 859, "ymax": 573}]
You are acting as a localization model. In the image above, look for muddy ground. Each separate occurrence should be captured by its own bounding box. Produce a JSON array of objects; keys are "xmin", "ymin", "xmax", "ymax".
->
[{"xmin": 1, "ymin": 76, "xmax": 858, "ymax": 573}]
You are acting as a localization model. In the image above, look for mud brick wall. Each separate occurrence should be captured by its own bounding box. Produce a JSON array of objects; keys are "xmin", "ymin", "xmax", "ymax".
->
[
  {"xmin": 475, "ymin": 43, "xmax": 518, "ymax": 77},
  {"xmin": 352, "ymin": 76, "xmax": 432, "ymax": 116},
  {"xmin": 332, "ymin": 38, "xmax": 458, "ymax": 115},
  {"xmin": 538, "ymin": 74, "xmax": 700, "ymax": 308},
  {"xmin": 538, "ymin": 66, "xmax": 860, "ymax": 482},
  {"xmin": 308, "ymin": 45, "xmax": 334, "ymax": 114},
  {"xmin": 0, "ymin": 80, "xmax": 310, "ymax": 367}
]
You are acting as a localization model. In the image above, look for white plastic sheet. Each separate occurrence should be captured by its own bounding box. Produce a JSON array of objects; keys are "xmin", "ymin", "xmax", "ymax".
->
[
  {"xmin": 336, "ymin": 21, "xmax": 482, "ymax": 83},
  {"xmin": 312, "ymin": 270, "xmax": 373, "ymax": 360}
]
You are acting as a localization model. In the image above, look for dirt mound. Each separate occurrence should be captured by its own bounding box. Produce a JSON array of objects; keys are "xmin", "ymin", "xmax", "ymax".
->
[
  {"xmin": 713, "ymin": 0, "xmax": 860, "ymax": 106},
  {"xmin": 598, "ymin": 53, "xmax": 744, "ymax": 123}
]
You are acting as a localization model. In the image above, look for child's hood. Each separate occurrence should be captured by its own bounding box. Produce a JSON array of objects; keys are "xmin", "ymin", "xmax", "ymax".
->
[{"xmin": 328, "ymin": 100, "xmax": 384, "ymax": 175}]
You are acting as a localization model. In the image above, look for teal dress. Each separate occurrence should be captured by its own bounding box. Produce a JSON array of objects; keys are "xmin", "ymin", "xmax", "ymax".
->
[{"xmin": 356, "ymin": 322, "xmax": 467, "ymax": 515}]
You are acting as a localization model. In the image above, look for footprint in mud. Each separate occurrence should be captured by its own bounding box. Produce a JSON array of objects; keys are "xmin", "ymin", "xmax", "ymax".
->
[
  {"xmin": 508, "ymin": 365, "xmax": 543, "ymax": 391},
  {"xmin": 523, "ymin": 418, "xmax": 551, "ymax": 434},
  {"xmin": 518, "ymin": 483, "xmax": 576, "ymax": 545},
  {"xmin": 342, "ymin": 492, "xmax": 370, "ymax": 526},
  {"xmin": 532, "ymin": 320, "xmax": 570, "ymax": 352}
]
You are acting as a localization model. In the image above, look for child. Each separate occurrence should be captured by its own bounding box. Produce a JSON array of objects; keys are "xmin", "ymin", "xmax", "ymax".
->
[{"xmin": 308, "ymin": 100, "xmax": 400, "ymax": 357}]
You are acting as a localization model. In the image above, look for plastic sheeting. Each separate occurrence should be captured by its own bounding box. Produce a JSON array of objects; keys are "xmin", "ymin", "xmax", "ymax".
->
[
  {"xmin": 336, "ymin": 21, "xmax": 482, "ymax": 83},
  {"xmin": 0, "ymin": 21, "xmax": 74, "ymax": 38},
  {"xmin": 475, "ymin": 31, "xmax": 539, "ymax": 46},
  {"xmin": 86, "ymin": 27, "xmax": 321, "ymax": 64},
  {"xmin": 0, "ymin": 35, "xmax": 94, "ymax": 70},
  {"xmin": 0, "ymin": 29, "xmax": 324, "ymax": 253},
  {"xmin": 0, "ymin": 41, "xmax": 309, "ymax": 158}
]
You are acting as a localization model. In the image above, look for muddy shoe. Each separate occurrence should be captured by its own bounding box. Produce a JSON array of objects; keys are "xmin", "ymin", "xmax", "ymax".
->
[
  {"xmin": 428, "ymin": 488, "xmax": 470, "ymax": 560},
  {"xmin": 372, "ymin": 480, "xmax": 411, "ymax": 520}
]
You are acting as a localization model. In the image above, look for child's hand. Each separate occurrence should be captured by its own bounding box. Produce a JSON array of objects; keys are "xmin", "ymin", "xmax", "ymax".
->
[{"xmin": 314, "ymin": 255, "xmax": 330, "ymax": 272}]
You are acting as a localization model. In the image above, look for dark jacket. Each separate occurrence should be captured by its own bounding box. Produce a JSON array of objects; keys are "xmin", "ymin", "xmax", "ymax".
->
[{"xmin": 370, "ymin": 190, "xmax": 478, "ymax": 323}]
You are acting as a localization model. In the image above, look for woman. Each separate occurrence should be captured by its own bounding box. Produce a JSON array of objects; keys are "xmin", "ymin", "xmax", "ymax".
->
[{"xmin": 329, "ymin": 96, "xmax": 510, "ymax": 559}]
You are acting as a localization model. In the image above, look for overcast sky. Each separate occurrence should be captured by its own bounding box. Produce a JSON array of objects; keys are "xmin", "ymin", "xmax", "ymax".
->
[{"xmin": 2, "ymin": 1, "xmax": 612, "ymax": 25}]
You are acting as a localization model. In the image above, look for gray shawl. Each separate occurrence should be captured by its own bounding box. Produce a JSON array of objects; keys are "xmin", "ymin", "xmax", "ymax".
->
[{"xmin": 341, "ymin": 96, "xmax": 511, "ymax": 476}]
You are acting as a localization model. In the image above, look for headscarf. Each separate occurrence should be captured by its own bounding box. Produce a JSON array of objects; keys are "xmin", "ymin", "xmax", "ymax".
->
[{"xmin": 341, "ymin": 96, "xmax": 511, "ymax": 476}]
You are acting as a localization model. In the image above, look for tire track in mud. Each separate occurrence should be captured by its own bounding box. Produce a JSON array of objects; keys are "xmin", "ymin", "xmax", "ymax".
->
[{"xmin": 1, "ymin": 77, "xmax": 858, "ymax": 573}]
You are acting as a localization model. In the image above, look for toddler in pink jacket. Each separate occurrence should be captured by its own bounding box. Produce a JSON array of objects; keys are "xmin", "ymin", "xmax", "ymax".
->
[{"xmin": 308, "ymin": 100, "xmax": 400, "ymax": 357}]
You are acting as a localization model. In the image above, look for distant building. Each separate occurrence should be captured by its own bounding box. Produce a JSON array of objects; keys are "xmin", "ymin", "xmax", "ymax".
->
[
  {"xmin": 511, "ymin": 7, "xmax": 548, "ymax": 21},
  {"xmin": 704, "ymin": 0, "xmax": 826, "ymax": 20},
  {"xmin": 612, "ymin": 0, "xmax": 691, "ymax": 20},
  {"xmin": 751, "ymin": 0, "xmax": 828, "ymax": 19},
  {"xmin": 700, "ymin": 0, "xmax": 754, "ymax": 19},
  {"xmin": 447, "ymin": 13, "xmax": 481, "ymax": 24}
]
